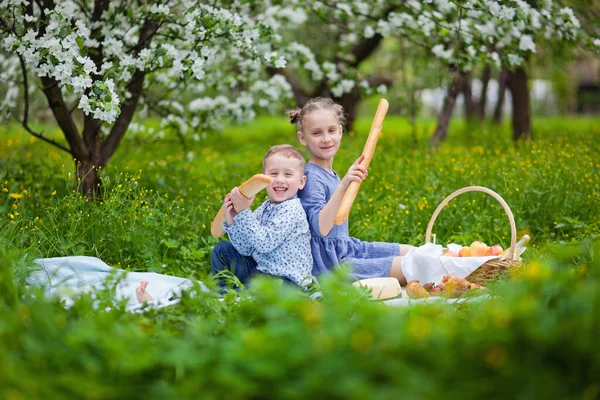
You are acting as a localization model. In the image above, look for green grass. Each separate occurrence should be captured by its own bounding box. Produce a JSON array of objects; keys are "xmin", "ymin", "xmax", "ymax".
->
[{"xmin": 0, "ymin": 115, "xmax": 599, "ymax": 398}]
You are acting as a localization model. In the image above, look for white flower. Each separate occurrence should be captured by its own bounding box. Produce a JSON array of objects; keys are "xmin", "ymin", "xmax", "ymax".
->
[
  {"xmin": 274, "ymin": 56, "xmax": 286, "ymax": 68},
  {"xmin": 149, "ymin": 4, "xmax": 169, "ymax": 15},
  {"xmin": 71, "ymin": 75, "xmax": 92, "ymax": 93},
  {"xmin": 192, "ymin": 58, "xmax": 205, "ymax": 80},
  {"xmin": 519, "ymin": 34, "xmax": 536, "ymax": 52},
  {"xmin": 331, "ymin": 79, "xmax": 355, "ymax": 97},
  {"xmin": 432, "ymin": 44, "xmax": 453, "ymax": 61},
  {"xmin": 508, "ymin": 53, "xmax": 523, "ymax": 66},
  {"xmin": 490, "ymin": 52, "xmax": 501, "ymax": 68},
  {"xmin": 498, "ymin": 6, "xmax": 515, "ymax": 21},
  {"xmin": 78, "ymin": 94, "xmax": 92, "ymax": 114},
  {"xmin": 364, "ymin": 26, "xmax": 375, "ymax": 39},
  {"xmin": 594, "ymin": 39, "xmax": 600, "ymax": 48},
  {"xmin": 75, "ymin": 20, "xmax": 90, "ymax": 39},
  {"xmin": 376, "ymin": 84, "xmax": 387, "ymax": 94},
  {"xmin": 3, "ymin": 34, "xmax": 17, "ymax": 50},
  {"xmin": 336, "ymin": 3, "xmax": 352, "ymax": 16}
]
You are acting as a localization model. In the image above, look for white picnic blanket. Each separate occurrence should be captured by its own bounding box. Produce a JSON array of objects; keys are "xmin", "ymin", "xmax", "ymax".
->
[
  {"xmin": 28, "ymin": 256, "xmax": 208, "ymax": 312},
  {"xmin": 27, "ymin": 255, "xmax": 487, "ymax": 311}
]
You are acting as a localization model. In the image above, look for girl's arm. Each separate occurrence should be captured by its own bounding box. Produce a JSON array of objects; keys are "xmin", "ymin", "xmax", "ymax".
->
[{"xmin": 318, "ymin": 155, "xmax": 367, "ymax": 236}]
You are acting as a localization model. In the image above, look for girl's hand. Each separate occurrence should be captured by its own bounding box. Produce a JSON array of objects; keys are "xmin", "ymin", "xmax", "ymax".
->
[
  {"xmin": 342, "ymin": 154, "xmax": 368, "ymax": 188},
  {"xmin": 224, "ymin": 194, "xmax": 236, "ymax": 226},
  {"xmin": 231, "ymin": 187, "xmax": 255, "ymax": 213}
]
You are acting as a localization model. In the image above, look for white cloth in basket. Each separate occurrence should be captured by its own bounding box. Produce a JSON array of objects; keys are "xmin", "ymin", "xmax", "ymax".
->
[{"xmin": 400, "ymin": 243, "xmax": 500, "ymax": 285}]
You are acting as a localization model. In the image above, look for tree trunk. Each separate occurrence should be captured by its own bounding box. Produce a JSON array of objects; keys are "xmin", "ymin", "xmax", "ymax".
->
[
  {"xmin": 507, "ymin": 66, "xmax": 532, "ymax": 140},
  {"xmin": 430, "ymin": 77, "xmax": 461, "ymax": 147},
  {"xmin": 478, "ymin": 65, "xmax": 492, "ymax": 119},
  {"xmin": 460, "ymin": 71, "xmax": 477, "ymax": 121},
  {"xmin": 493, "ymin": 68, "xmax": 508, "ymax": 124},
  {"xmin": 76, "ymin": 159, "xmax": 102, "ymax": 198}
]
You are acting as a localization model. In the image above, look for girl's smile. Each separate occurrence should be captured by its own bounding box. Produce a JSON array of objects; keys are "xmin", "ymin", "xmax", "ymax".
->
[{"xmin": 297, "ymin": 109, "xmax": 343, "ymax": 172}]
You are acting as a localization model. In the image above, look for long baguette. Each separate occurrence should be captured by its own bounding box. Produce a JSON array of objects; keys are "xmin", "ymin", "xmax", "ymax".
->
[
  {"xmin": 210, "ymin": 174, "xmax": 273, "ymax": 238},
  {"xmin": 334, "ymin": 98, "xmax": 389, "ymax": 225}
]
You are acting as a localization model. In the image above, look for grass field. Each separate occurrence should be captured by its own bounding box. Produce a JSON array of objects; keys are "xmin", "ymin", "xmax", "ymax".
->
[{"xmin": 1, "ymin": 115, "xmax": 599, "ymax": 398}]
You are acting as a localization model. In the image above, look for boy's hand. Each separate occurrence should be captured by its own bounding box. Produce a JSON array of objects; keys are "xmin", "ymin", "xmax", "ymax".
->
[
  {"xmin": 230, "ymin": 187, "xmax": 255, "ymax": 213},
  {"xmin": 224, "ymin": 194, "xmax": 236, "ymax": 226},
  {"xmin": 342, "ymin": 154, "xmax": 368, "ymax": 188}
]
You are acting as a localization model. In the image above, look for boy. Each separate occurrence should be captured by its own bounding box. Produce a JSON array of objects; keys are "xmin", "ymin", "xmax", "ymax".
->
[{"xmin": 211, "ymin": 144, "xmax": 312, "ymax": 288}]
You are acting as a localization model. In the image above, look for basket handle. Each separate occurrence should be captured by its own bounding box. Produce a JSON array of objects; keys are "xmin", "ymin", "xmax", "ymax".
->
[{"xmin": 425, "ymin": 186, "xmax": 516, "ymax": 260}]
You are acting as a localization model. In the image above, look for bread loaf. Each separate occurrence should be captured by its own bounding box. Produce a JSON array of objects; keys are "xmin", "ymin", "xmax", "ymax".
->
[
  {"xmin": 210, "ymin": 174, "xmax": 273, "ymax": 238},
  {"xmin": 334, "ymin": 99, "xmax": 388, "ymax": 225},
  {"xmin": 406, "ymin": 280, "xmax": 431, "ymax": 299}
]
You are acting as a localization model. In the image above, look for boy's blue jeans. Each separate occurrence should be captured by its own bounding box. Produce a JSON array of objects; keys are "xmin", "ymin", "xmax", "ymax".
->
[{"xmin": 211, "ymin": 241, "xmax": 296, "ymax": 288}]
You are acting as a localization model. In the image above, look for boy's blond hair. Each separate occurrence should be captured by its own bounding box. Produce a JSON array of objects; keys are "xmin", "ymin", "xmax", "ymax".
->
[{"xmin": 262, "ymin": 144, "xmax": 306, "ymax": 172}]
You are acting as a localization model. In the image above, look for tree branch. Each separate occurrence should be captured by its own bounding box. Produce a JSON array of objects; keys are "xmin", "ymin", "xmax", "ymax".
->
[
  {"xmin": 346, "ymin": 33, "xmax": 384, "ymax": 68},
  {"xmin": 41, "ymin": 76, "xmax": 87, "ymax": 159},
  {"xmin": 17, "ymin": 55, "xmax": 71, "ymax": 154}
]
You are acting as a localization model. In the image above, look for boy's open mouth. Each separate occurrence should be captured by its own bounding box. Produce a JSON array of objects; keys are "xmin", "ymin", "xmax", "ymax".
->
[{"xmin": 273, "ymin": 187, "xmax": 288, "ymax": 193}]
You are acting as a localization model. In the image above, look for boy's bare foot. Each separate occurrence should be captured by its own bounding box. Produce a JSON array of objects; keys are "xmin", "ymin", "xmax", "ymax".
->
[{"xmin": 136, "ymin": 280, "xmax": 155, "ymax": 303}]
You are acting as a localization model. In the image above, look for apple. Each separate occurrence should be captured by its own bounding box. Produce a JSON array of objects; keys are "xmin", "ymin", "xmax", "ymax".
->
[
  {"xmin": 443, "ymin": 250, "xmax": 458, "ymax": 257},
  {"xmin": 470, "ymin": 241, "xmax": 489, "ymax": 257},
  {"xmin": 458, "ymin": 246, "xmax": 471, "ymax": 257},
  {"xmin": 488, "ymin": 244, "xmax": 503, "ymax": 256}
]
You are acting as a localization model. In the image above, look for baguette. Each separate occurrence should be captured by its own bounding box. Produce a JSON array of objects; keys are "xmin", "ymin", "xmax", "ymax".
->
[
  {"xmin": 334, "ymin": 99, "xmax": 389, "ymax": 225},
  {"xmin": 406, "ymin": 280, "xmax": 431, "ymax": 299},
  {"xmin": 210, "ymin": 174, "xmax": 273, "ymax": 238}
]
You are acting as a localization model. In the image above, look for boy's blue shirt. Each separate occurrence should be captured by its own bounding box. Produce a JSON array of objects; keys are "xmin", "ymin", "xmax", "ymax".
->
[{"xmin": 223, "ymin": 196, "xmax": 312, "ymax": 285}]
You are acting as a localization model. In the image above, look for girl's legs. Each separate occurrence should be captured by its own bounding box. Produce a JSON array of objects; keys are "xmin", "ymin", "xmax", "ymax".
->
[
  {"xmin": 389, "ymin": 245, "xmax": 412, "ymax": 286},
  {"xmin": 211, "ymin": 241, "xmax": 258, "ymax": 288}
]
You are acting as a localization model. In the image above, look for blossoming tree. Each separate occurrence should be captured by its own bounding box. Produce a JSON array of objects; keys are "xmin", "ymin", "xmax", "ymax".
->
[
  {"xmin": 0, "ymin": 0, "xmax": 302, "ymax": 194},
  {"xmin": 272, "ymin": 0, "xmax": 597, "ymax": 142}
]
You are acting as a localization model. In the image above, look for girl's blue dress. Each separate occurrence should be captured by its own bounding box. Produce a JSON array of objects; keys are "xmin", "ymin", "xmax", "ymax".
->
[{"xmin": 298, "ymin": 162, "xmax": 400, "ymax": 279}]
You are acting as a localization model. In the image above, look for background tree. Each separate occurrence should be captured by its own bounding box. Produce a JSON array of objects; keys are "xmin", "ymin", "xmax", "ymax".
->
[{"xmin": 0, "ymin": 0, "xmax": 304, "ymax": 194}]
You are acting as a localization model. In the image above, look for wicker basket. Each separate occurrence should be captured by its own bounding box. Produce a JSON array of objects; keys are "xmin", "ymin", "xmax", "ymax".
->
[{"xmin": 425, "ymin": 186, "xmax": 522, "ymax": 286}]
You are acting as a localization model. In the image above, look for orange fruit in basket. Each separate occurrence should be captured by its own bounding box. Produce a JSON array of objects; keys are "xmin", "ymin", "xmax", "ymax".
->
[
  {"xmin": 458, "ymin": 246, "xmax": 471, "ymax": 257},
  {"xmin": 470, "ymin": 241, "xmax": 489, "ymax": 257}
]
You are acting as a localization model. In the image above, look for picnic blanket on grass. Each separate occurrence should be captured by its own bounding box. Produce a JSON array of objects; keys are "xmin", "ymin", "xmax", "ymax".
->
[{"xmin": 28, "ymin": 256, "xmax": 208, "ymax": 312}]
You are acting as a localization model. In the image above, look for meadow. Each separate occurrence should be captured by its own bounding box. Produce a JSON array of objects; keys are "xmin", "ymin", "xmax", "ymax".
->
[{"xmin": 1, "ymin": 115, "xmax": 599, "ymax": 398}]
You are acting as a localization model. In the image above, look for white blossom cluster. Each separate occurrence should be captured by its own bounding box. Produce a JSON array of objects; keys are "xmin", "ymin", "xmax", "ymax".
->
[{"xmin": 0, "ymin": 0, "xmax": 307, "ymax": 134}]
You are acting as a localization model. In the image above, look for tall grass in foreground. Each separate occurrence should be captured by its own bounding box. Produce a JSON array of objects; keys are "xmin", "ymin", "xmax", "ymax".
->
[{"xmin": 0, "ymin": 238, "xmax": 599, "ymax": 398}]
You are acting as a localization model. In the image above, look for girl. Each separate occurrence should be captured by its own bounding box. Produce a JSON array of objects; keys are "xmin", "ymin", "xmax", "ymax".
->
[{"xmin": 290, "ymin": 98, "xmax": 413, "ymax": 285}]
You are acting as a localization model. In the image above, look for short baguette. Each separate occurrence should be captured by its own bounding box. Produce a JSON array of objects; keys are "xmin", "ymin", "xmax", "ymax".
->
[
  {"xmin": 406, "ymin": 280, "xmax": 431, "ymax": 299},
  {"xmin": 210, "ymin": 174, "xmax": 273, "ymax": 238},
  {"xmin": 334, "ymin": 99, "xmax": 388, "ymax": 225}
]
